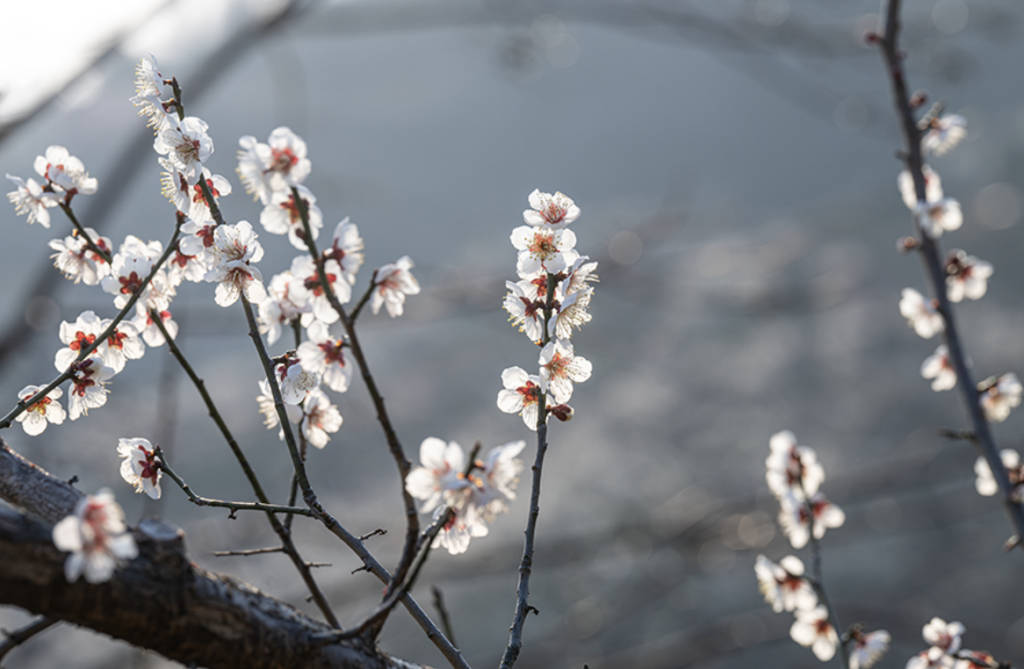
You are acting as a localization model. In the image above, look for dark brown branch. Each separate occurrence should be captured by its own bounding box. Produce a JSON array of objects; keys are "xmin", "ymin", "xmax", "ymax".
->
[
  {"xmin": 0, "ymin": 616, "xmax": 58, "ymax": 662},
  {"xmin": 877, "ymin": 0, "xmax": 1024, "ymax": 548}
]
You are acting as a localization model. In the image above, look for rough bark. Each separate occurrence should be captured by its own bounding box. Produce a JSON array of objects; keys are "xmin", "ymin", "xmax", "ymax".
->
[{"xmin": 0, "ymin": 440, "xmax": 432, "ymax": 669}]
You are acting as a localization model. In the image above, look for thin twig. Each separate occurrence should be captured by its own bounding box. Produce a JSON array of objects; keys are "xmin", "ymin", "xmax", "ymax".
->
[
  {"xmin": 432, "ymin": 586, "xmax": 458, "ymax": 650},
  {"xmin": 877, "ymin": 0, "xmax": 1024, "ymax": 548},
  {"xmin": 213, "ymin": 546, "xmax": 285, "ymax": 557},
  {"xmin": 0, "ymin": 617, "xmax": 58, "ymax": 662}
]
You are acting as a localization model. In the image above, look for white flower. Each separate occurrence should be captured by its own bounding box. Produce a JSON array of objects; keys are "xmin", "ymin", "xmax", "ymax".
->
[
  {"xmin": 551, "ymin": 283, "xmax": 593, "ymax": 340},
  {"xmin": 49, "ymin": 229, "xmax": 112, "ymax": 285},
  {"xmin": 55, "ymin": 311, "xmax": 105, "ymax": 371},
  {"xmin": 510, "ymin": 225, "xmax": 578, "ymax": 276},
  {"xmin": 130, "ymin": 55, "xmax": 174, "ymax": 132},
  {"xmin": 899, "ymin": 165, "xmax": 943, "ymax": 209},
  {"xmin": 203, "ymin": 221, "xmax": 267, "ymax": 307},
  {"xmin": 131, "ymin": 306, "xmax": 178, "ymax": 347},
  {"xmin": 68, "ymin": 358, "xmax": 115, "ymax": 420},
  {"xmin": 371, "ymin": 256, "xmax": 420, "ymax": 318},
  {"xmin": 974, "ymin": 449, "xmax": 1022, "ymax": 499},
  {"xmin": 101, "ymin": 250, "xmax": 154, "ymax": 309},
  {"xmin": 907, "ymin": 647, "xmax": 955, "ymax": 669},
  {"xmin": 167, "ymin": 247, "xmax": 209, "ymax": 287},
  {"xmin": 179, "ymin": 217, "xmax": 217, "ymax": 259},
  {"xmin": 978, "ymin": 373, "xmax": 1022, "ymax": 423},
  {"xmin": 405, "ymin": 438, "xmax": 469, "ymax": 513},
  {"xmin": 922, "ymin": 617, "xmax": 966, "ymax": 654},
  {"xmin": 915, "ymin": 199, "xmax": 962, "ymax": 238},
  {"xmin": 258, "ymin": 271, "xmax": 312, "ymax": 345},
  {"xmin": 159, "ymin": 162, "xmax": 230, "ymax": 223},
  {"xmin": 539, "ymin": 338, "xmax": 592, "ymax": 404},
  {"xmin": 432, "ymin": 502, "xmax": 487, "ymax": 556},
  {"xmin": 921, "ymin": 345, "xmax": 956, "ymax": 392},
  {"xmin": 945, "ymin": 250, "xmax": 992, "ymax": 303},
  {"xmin": 117, "ymin": 437, "xmax": 162, "ymax": 499},
  {"xmin": 256, "ymin": 379, "xmax": 303, "ymax": 439},
  {"xmin": 790, "ymin": 605, "xmax": 838, "ymax": 661},
  {"xmin": 297, "ymin": 320, "xmax": 352, "ymax": 393},
  {"xmin": 497, "ymin": 366, "xmax": 545, "ymax": 430},
  {"xmin": 6, "ymin": 174, "xmax": 61, "ymax": 227},
  {"xmin": 765, "ymin": 430, "xmax": 825, "ymax": 500},
  {"xmin": 236, "ymin": 127, "xmax": 311, "ymax": 204},
  {"xmin": 923, "ymin": 114, "xmax": 967, "ymax": 156},
  {"xmin": 33, "ymin": 145, "xmax": 97, "ymax": 197},
  {"xmin": 522, "ymin": 189, "xmax": 580, "ymax": 228},
  {"xmin": 52, "ymin": 489, "xmax": 138, "ymax": 584},
  {"xmin": 274, "ymin": 352, "xmax": 318, "ymax": 405},
  {"xmin": 900, "ymin": 288, "xmax": 944, "ymax": 339},
  {"xmin": 259, "ymin": 184, "xmax": 322, "ymax": 250},
  {"xmin": 15, "ymin": 385, "xmax": 65, "ymax": 436},
  {"xmin": 778, "ymin": 491, "xmax": 845, "ymax": 549},
  {"xmin": 290, "ymin": 255, "xmax": 349, "ymax": 322},
  {"xmin": 849, "ymin": 629, "xmax": 890, "ymax": 669},
  {"xmin": 754, "ymin": 554, "xmax": 817, "ymax": 613},
  {"xmin": 324, "ymin": 218, "xmax": 364, "ymax": 285},
  {"xmin": 301, "ymin": 388, "xmax": 342, "ymax": 449},
  {"xmin": 503, "ymin": 280, "xmax": 549, "ymax": 343},
  {"xmin": 953, "ymin": 650, "xmax": 998, "ymax": 669},
  {"xmin": 470, "ymin": 440, "xmax": 525, "ymax": 521},
  {"xmin": 154, "ymin": 116, "xmax": 214, "ymax": 183}
]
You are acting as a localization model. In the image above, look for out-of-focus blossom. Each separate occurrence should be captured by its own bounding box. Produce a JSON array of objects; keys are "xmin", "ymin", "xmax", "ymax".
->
[
  {"xmin": 6, "ymin": 174, "xmax": 61, "ymax": 227},
  {"xmin": 953, "ymin": 650, "xmax": 999, "ymax": 669},
  {"xmin": 907, "ymin": 647, "xmax": 955, "ymax": 669},
  {"xmin": 849, "ymin": 629, "xmax": 890, "ymax": 669},
  {"xmin": 497, "ymin": 366, "xmax": 544, "ymax": 430},
  {"xmin": 900, "ymin": 288, "xmax": 944, "ymax": 339},
  {"xmin": 790, "ymin": 605, "xmax": 838, "ymax": 661},
  {"xmin": 522, "ymin": 189, "xmax": 580, "ymax": 229},
  {"xmin": 52, "ymin": 489, "xmax": 137, "ymax": 583},
  {"xmin": 765, "ymin": 430, "xmax": 825, "ymax": 500},
  {"xmin": 15, "ymin": 385, "xmax": 65, "ymax": 436},
  {"xmin": 778, "ymin": 491, "xmax": 845, "ymax": 549},
  {"xmin": 117, "ymin": 437, "xmax": 162, "ymax": 500},
  {"xmin": 405, "ymin": 437, "xmax": 468, "ymax": 513},
  {"xmin": 945, "ymin": 250, "xmax": 992, "ymax": 303},
  {"xmin": 49, "ymin": 228, "xmax": 112, "ymax": 285},
  {"xmin": 260, "ymin": 184, "xmax": 322, "ymax": 250},
  {"xmin": 915, "ymin": 199, "xmax": 962, "ymax": 238},
  {"xmin": 921, "ymin": 345, "xmax": 956, "ymax": 392},
  {"xmin": 34, "ymin": 146, "xmax": 97, "ymax": 197},
  {"xmin": 978, "ymin": 373, "xmax": 1022, "ymax": 423},
  {"xmin": 923, "ymin": 618, "xmax": 966, "ymax": 654},
  {"xmin": 237, "ymin": 127, "xmax": 311, "ymax": 204},
  {"xmin": 68, "ymin": 357, "xmax": 115, "ymax": 420},
  {"xmin": 539, "ymin": 339, "xmax": 592, "ymax": 404},
  {"xmin": 899, "ymin": 165, "xmax": 943, "ymax": 209},
  {"xmin": 371, "ymin": 256, "xmax": 420, "ymax": 318},
  {"xmin": 923, "ymin": 114, "xmax": 967, "ymax": 156},
  {"xmin": 974, "ymin": 449, "xmax": 1023, "ymax": 501},
  {"xmin": 203, "ymin": 221, "xmax": 267, "ymax": 307},
  {"xmin": 471, "ymin": 440, "xmax": 525, "ymax": 521},
  {"xmin": 301, "ymin": 388, "xmax": 342, "ymax": 449},
  {"xmin": 754, "ymin": 554, "xmax": 817, "ymax": 613},
  {"xmin": 297, "ymin": 320, "xmax": 352, "ymax": 393}
]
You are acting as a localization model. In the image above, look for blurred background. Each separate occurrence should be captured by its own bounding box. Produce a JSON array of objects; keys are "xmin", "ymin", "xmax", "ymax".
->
[{"xmin": 2, "ymin": 0, "xmax": 1024, "ymax": 667}]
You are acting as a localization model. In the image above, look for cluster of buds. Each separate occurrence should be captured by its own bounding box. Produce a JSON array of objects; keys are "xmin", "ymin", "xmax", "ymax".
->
[
  {"xmin": 756, "ymin": 431, "xmax": 888, "ymax": 666},
  {"xmin": 405, "ymin": 438, "xmax": 525, "ymax": 554},
  {"xmin": 498, "ymin": 190, "xmax": 596, "ymax": 429},
  {"xmin": 906, "ymin": 618, "xmax": 1007, "ymax": 669}
]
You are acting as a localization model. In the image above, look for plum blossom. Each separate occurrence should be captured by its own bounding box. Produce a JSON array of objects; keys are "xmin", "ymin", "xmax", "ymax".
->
[
  {"xmin": 915, "ymin": 199, "xmax": 962, "ymax": 238},
  {"xmin": 179, "ymin": 216, "xmax": 217, "ymax": 260},
  {"xmin": 154, "ymin": 116, "xmax": 214, "ymax": 184},
  {"xmin": 55, "ymin": 311, "xmax": 105, "ymax": 371},
  {"xmin": 522, "ymin": 189, "xmax": 580, "ymax": 229},
  {"xmin": 101, "ymin": 249, "xmax": 154, "ymax": 309},
  {"xmin": 131, "ymin": 306, "xmax": 177, "ymax": 347},
  {"xmin": 34, "ymin": 145, "xmax": 97, "ymax": 197},
  {"xmin": 974, "ymin": 449, "xmax": 1023, "ymax": 501},
  {"xmin": 49, "ymin": 228, "xmax": 112, "ymax": 285},
  {"xmin": 754, "ymin": 554, "xmax": 817, "ymax": 613},
  {"xmin": 274, "ymin": 352, "xmax": 318, "ymax": 405},
  {"xmin": 371, "ymin": 256, "xmax": 420, "ymax": 318},
  {"xmin": 470, "ymin": 440, "xmax": 526, "ymax": 521},
  {"xmin": 130, "ymin": 55, "xmax": 174, "ymax": 132},
  {"xmin": 497, "ymin": 366, "xmax": 544, "ymax": 430},
  {"xmin": 551, "ymin": 283, "xmax": 593, "ymax": 340},
  {"xmin": 900, "ymin": 288, "xmax": 944, "ymax": 339},
  {"xmin": 204, "ymin": 221, "xmax": 267, "ymax": 307},
  {"xmin": 899, "ymin": 165, "xmax": 943, "ymax": 210},
  {"xmin": 237, "ymin": 127, "xmax": 311, "ymax": 204},
  {"xmin": 790, "ymin": 605, "xmax": 838, "ymax": 661},
  {"xmin": 953, "ymin": 650, "xmax": 999, "ymax": 669},
  {"xmin": 256, "ymin": 379, "xmax": 303, "ymax": 439},
  {"xmin": 259, "ymin": 185, "xmax": 322, "ymax": 250},
  {"xmin": 405, "ymin": 437, "xmax": 468, "ymax": 513},
  {"xmin": 68, "ymin": 357, "xmax": 115, "ymax": 420},
  {"xmin": 765, "ymin": 430, "xmax": 825, "ymax": 500},
  {"xmin": 297, "ymin": 320, "xmax": 352, "ymax": 393},
  {"xmin": 945, "ymin": 250, "xmax": 992, "ymax": 303},
  {"xmin": 117, "ymin": 438, "xmax": 162, "ymax": 499},
  {"xmin": 159, "ymin": 161, "xmax": 230, "ymax": 223},
  {"xmin": 907, "ymin": 648, "xmax": 955, "ymax": 669},
  {"xmin": 923, "ymin": 618, "xmax": 966, "ymax": 654},
  {"xmin": 539, "ymin": 338, "xmax": 592, "ymax": 404},
  {"xmin": 510, "ymin": 225, "xmax": 578, "ymax": 276},
  {"xmin": 921, "ymin": 345, "xmax": 956, "ymax": 392},
  {"xmin": 167, "ymin": 247, "xmax": 209, "ymax": 286},
  {"xmin": 301, "ymin": 388, "xmax": 343, "ymax": 449},
  {"xmin": 6, "ymin": 174, "xmax": 61, "ymax": 227},
  {"xmin": 324, "ymin": 218, "xmax": 365, "ymax": 285},
  {"xmin": 978, "ymin": 373, "xmax": 1022, "ymax": 423},
  {"xmin": 15, "ymin": 385, "xmax": 65, "ymax": 436},
  {"xmin": 503, "ymin": 280, "xmax": 548, "ymax": 343},
  {"xmin": 432, "ymin": 502, "xmax": 487, "ymax": 555},
  {"xmin": 848, "ymin": 629, "xmax": 890, "ymax": 669},
  {"xmin": 52, "ymin": 489, "xmax": 137, "ymax": 584},
  {"xmin": 258, "ymin": 271, "xmax": 312, "ymax": 345},
  {"xmin": 923, "ymin": 114, "xmax": 967, "ymax": 156},
  {"xmin": 778, "ymin": 491, "xmax": 845, "ymax": 549},
  {"xmin": 290, "ymin": 255, "xmax": 349, "ymax": 322}
]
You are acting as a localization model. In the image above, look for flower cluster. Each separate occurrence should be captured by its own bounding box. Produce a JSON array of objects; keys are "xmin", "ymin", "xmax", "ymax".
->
[
  {"xmin": 757, "ymin": 431, "xmax": 885, "ymax": 666},
  {"xmin": 499, "ymin": 190, "xmax": 596, "ymax": 429},
  {"xmin": 52, "ymin": 489, "xmax": 137, "ymax": 584},
  {"xmin": 974, "ymin": 448, "xmax": 1024, "ymax": 503},
  {"xmin": 905, "ymin": 618, "xmax": 1004, "ymax": 669},
  {"xmin": 405, "ymin": 438, "xmax": 525, "ymax": 554}
]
